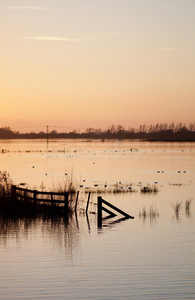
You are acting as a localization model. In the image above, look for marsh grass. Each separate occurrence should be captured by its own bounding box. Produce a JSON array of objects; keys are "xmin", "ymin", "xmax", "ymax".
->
[
  {"xmin": 140, "ymin": 185, "xmax": 158, "ymax": 193},
  {"xmin": 52, "ymin": 172, "xmax": 77, "ymax": 194},
  {"xmin": 185, "ymin": 198, "xmax": 192, "ymax": 215},
  {"xmin": 85, "ymin": 182, "xmax": 159, "ymax": 195},
  {"xmin": 84, "ymin": 182, "xmax": 136, "ymax": 194},
  {"xmin": 171, "ymin": 202, "xmax": 182, "ymax": 218},
  {"xmin": 139, "ymin": 205, "xmax": 159, "ymax": 219},
  {"xmin": 0, "ymin": 171, "xmax": 12, "ymax": 198},
  {"xmin": 0, "ymin": 172, "xmax": 78, "ymax": 217}
]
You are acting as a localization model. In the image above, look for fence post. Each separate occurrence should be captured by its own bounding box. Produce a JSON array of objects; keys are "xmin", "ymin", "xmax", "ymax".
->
[
  {"xmin": 86, "ymin": 192, "xmax": 91, "ymax": 214},
  {"xmin": 64, "ymin": 192, "xmax": 69, "ymax": 219},
  {"xmin": 11, "ymin": 185, "xmax": 17, "ymax": 201},
  {"xmin": 75, "ymin": 191, "xmax": 79, "ymax": 212},
  {"xmin": 51, "ymin": 192, "xmax": 53, "ymax": 207},
  {"xmin": 33, "ymin": 190, "xmax": 37, "ymax": 205},
  {"xmin": 98, "ymin": 196, "xmax": 102, "ymax": 227}
]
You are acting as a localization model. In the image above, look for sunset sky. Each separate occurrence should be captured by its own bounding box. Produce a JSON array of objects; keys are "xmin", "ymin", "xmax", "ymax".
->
[{"xmin": 0, "ymin": 0, "xmax": 194, "ymax": 132}]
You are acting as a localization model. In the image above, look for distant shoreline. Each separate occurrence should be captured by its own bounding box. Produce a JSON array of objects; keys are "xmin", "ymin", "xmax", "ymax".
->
[
  {"xmin": 0, "ymin": 137, "xmax": 195, "ymax": 142},
  {"xmin": 1, "ymin": 124, "xmax": 195, "ymax": 142}
]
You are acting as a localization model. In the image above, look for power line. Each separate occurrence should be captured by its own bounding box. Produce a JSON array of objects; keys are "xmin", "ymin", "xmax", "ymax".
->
[{"xmin": 11, "ymin": 125, "xmax": 86, "ymax": 130}]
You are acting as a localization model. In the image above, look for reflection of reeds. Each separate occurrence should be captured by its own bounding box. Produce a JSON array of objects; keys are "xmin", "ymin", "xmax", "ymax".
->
[
  {"xmin": 139, "ymin": 205, "xmax": 159, "ymax": 219},
  {"xmin": 0, "ymin": 213, "xmax": 80, "ymax": 256}
]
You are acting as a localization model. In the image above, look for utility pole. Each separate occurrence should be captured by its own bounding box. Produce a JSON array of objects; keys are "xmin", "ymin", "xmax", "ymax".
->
[{"xmin": 46, "ymin": 125, "xmax": 49, "ymax": 145}]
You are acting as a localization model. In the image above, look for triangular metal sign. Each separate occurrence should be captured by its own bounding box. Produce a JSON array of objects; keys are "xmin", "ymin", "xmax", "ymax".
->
[{"xmin": 97, "ymin": 196, "xmax": 134, "ymax": 227}]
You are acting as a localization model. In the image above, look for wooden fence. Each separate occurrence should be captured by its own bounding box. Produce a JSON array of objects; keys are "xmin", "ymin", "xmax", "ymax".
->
[
  {"xmin": 11, "ymin": 185, "xmax": 89, "ymax": 213},
  {"xmin": 10, "ymin": 186, "xmax": 134, "ymax": 225},
  {"xmin": 11, "ymin": 185, "xmax": 71, "ymax": 210}
]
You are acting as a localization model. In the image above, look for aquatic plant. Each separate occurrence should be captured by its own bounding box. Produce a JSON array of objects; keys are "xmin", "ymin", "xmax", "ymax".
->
[
  {"xmin": 171, "ymin": 202, "xmax": 182, "ymax": 218},
  {"xmin": 83, "ymin": 183, "xmax": 135, "ymax": 194},
  {"xmin": 139, "ymin": 206, "xmax": 147, "ymax": 218},
  {"xmin": 51, "ymin": 173, "xmax": 77, "ymax": 195},
  {"xmin": 0, "ymin": 173, "xmax": 79, "ymax": 217},
  {"xmin": 140, "ymin": 185, "xmax": 158, "ymax": 193},
  {"xmin": 139, "ymin": 205, "xmax": 159, "ymax": 219},
  {"xmin": 0, "ymin": 171, "xmax": 12, "ymax": 198},
  {"xmin": 185, "ymin": 198, "xmax": 192, "ymax": 215}
]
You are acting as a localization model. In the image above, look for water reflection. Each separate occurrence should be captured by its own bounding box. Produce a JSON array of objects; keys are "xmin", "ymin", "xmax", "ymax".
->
[{"xmin": 0, "ymin": 214, "xmax": 81, "ymax": 258}]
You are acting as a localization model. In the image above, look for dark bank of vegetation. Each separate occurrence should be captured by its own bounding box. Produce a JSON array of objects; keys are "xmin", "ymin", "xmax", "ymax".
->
[
  {"xmin": 0, "ymin": 171, "xmax": 77, "ymax": 218},
  {"xmin": 0, "ymin": 122, "xmax": 195, "ymax": 141}
]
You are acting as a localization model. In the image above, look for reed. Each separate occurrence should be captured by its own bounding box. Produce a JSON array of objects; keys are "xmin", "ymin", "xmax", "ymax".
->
[
  {"xmin": 0, "ymin": 171, "xmax": 12, "ymax": 198},
  {"xmin": 171, "ymin": 202, "xmax": 182, "ymax": 218},
  {"xmin": 84, "ymin": 182, "xmax": 135, "ymax": 194},
  {"xmin": 140, "ymin": 185, "xmax": 158, "ymax": 193},
  {"xmin": 139, "ymin": 205, "xmax": 159, "ymax": 219},
  {"xmin": 185, "ymin": 198, "xmax": 192, "ymax": 214},
  {"xmin": 0, "ymin": 172, "xmax": 78, "ymax": 217}
]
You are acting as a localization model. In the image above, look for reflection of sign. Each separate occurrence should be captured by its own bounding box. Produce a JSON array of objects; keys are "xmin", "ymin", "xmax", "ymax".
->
[{"xmin": 97, "ymin": 196, "xmax": 134, "ymax": 227}]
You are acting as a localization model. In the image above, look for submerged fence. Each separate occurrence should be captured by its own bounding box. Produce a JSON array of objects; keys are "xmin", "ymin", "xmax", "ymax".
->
[
  {"xmin": 10, "ymin": 186, "xmax": 134, "ymax": 225},
  {"xmin": 11, "ymin": 185, "xmax": 87, "ymax": 213},
  {"xmin": 12, "ymin": 185, "xmax": 69, "ymax": 206}
]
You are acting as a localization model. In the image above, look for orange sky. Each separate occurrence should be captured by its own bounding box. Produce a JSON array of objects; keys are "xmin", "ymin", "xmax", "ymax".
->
[{"xmin": 0, "ymin": 0, "xmax": 194, "ymax": 132}]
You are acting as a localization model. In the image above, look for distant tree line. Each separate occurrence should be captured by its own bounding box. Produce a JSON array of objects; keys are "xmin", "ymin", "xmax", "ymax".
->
[{"xmin": 0, "ymin": 123, "xmax": 195, "ymax": 141}]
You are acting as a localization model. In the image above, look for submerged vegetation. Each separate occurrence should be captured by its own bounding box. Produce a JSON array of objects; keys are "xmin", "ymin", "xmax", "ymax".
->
[
  {"xmin": 170, "ymin": 200, "xmax": 193, "ymax": 218},
  {"xmin": 171, "ymin": 201, "xmax": 182, "ymax": 218},
  {"xmin": 0, "ymin": 171, "xmax": 12, "ymax": 199},
  {"xmin": 0, "ymin": 172, "xmax": 78, "ymax": 217},
  {"xmin": 84, "ymin": 182, "xmax": 136, "ymax": 194},
  {"xmin": 185, "ymin": 198, "xmax": 193, "ymax": 215},
  {"xmin": 139, "ymin": 205, "xmax": 160, "ymax": 220},
  {"xmin": 84, "ymin": 183, "xmax": 158, "ymax": 194},
  {"xmin": 1, "ymin": 171, "xmax": 193, "ymax": 222},
  {"xmin": 140, "ymin": 186, "xmax": 158, "ymax": 193},
  {"xmin": 1, "ymin": 122, "xmax": 195, "ymax": 141}
]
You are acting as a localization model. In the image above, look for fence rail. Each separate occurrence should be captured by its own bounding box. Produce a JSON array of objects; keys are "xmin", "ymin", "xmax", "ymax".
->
[
  {"xmin": 15, "ymin": 186, "xmax": 66, "ymax": 196},
  {"xmin": 11, "ymin": 185, "xmax": 69, "ymax": 208}
]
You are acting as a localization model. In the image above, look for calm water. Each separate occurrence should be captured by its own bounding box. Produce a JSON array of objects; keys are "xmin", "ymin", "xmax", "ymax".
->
[{"xmin": 0, "ymin": 139, "xmax": 195, "ymax": 299}]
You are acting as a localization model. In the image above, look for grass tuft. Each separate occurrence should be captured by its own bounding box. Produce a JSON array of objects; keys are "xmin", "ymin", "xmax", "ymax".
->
[
  {"xmin": 185, "ymin": 198, "xmax": 192, "ymax": 215},
  {"xmin": 171, "ymin": 202, "xmax": 182, "ymax": 218},
  {"xmin": 139, "ymin": 205, "xmax": 159, "ymax": 219},
  {"xmin": 140, "ymin": 185, "xmax": 158, "ymax": 193}
]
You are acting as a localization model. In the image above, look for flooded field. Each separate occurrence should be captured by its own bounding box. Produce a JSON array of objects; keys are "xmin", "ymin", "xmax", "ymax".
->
[{"xmin": 0, "ymin": 139, "xmax": 195, "ymax": 299}]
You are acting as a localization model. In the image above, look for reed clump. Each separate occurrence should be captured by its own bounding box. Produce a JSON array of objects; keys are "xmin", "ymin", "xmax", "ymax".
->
[
  {"xmin": 0, "ymin": 171, "xmax": 12, "ymax": 199},
  {"xmin": 0, "ymin": 172, "xmax": 78, "ymax": 217},
  {"xmin": 171, "ymin": 202, "xmax": 182, "ymax": 218},
  {"xmin": 52, "ymin": 172, "xmax": 77, "ymax": 195},
  {"xmin": 140, "ymin": 185, "xmax": 158, "ymax": 193},
  {"xmin": 139, "ymin": 205, "xmax": 159, "ymax": 219},
  {"xmin": 84, "ymin": 182, "xmax": 135, "ymax": 194},
  {"xmin": 185, "ymin": 198, "xmax": 192, "ymax": 215}
]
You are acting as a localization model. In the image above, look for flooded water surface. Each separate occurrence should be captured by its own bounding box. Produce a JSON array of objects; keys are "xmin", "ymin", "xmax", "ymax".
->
[{"xmin": 0, "ymin": 140, "xmax": 195, "ymax": 299}]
